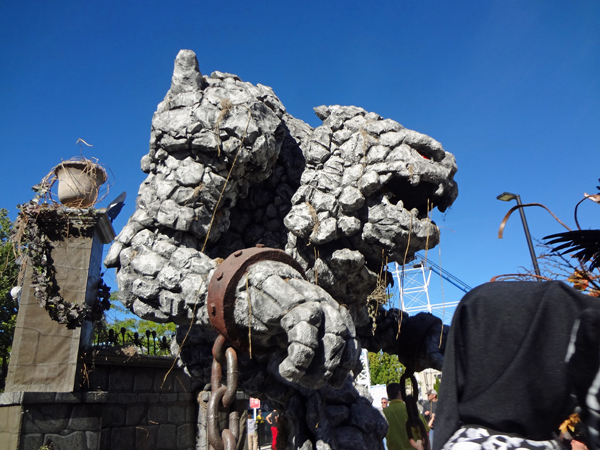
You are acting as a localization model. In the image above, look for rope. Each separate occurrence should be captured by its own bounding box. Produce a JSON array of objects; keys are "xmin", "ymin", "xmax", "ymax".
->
[{"xmin": 202, "ymin": 106, "xmax": 252, "ymax": 253}]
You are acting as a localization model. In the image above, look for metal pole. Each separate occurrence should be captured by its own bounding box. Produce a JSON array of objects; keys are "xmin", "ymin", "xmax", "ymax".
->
[{"xmin": 515, "ymin": 195, "xmax": 542, "ymax": 279}]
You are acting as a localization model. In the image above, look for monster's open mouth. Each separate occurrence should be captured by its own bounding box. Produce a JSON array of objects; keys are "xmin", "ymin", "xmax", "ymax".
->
[{"xmin": 381, "ymin": 176, "xmax": 439, "ymax": 219}]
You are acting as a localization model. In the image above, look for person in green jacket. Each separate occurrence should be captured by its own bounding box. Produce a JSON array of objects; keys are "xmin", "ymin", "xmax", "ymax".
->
[{"xmin": 383, "ymin": 383, "xmax": 430, "ymax": 450}]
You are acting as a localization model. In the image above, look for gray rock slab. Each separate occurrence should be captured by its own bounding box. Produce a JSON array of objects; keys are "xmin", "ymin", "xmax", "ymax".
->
[
  {"xmin": 23, "ymin": 404, "xmax": 70, "ymax": 433},
  {"xmin": 134, "ymin": 373, "xmax": 154, "ymax": 393},
  {"xmin": 111, "ymin": 426, "xmax": 136, "ymax": 450},
  {"xmin": 68, "ymin": 404, "xmax": 101, "ymax": 431},
  {"xmin": 109, "ymin": 368, "xmax": 135, "ymax": 392},
  {"xmin": 130, "ymin": 250, "xmax": 167, "ymax": 277},
  {"xmin": 101, "ymin": 404, "xmax": 126, "ymax": 428},
  {"xmin": 311, "ymin": 217, "xmax": 338, "ymax": 244},
  {"xmin": 21, "ymin": 433, "xmax": 43, "ymax": 450},
  {"xmin": 160, "ymin": 393, "xmax": 178, "ymax": 402},
  {"xmin": 168, "ymin": 404, "xmax": 186, "ymax": 424},
  {"xmin": 158, "ymin": 424, "xmax": 177, "ymax": 449},
  {"xmin": 148, "ymin": 405, "xmax": 168, "ymax": 424},
  {"xmin": 86, "ymin": 431, "xmax": 100, "ymax": 450},
  {"xmin": 118, "ymin": 393, "xmax": 139, "ymax": 404},
  {"xmin": 177, "ymin": 423, "xmax": 196, "ymax": 449},
  {"xmin": 281, "ymin": 302, "xmax": 323, "ymax": 331},
  {"xmin": 136, "ymin": 425, "xmax": 159, "ymax": 450},
  {"xmin": 287, "ymin": 322, "xmax": 319, "ymax": 349},
  {"xmin": 126, "ymin": 404, "xmax": 147, "ymax": 426},
  {"xmin": 44, "ymin": 431, "xmax": 87, "ymax": 450}
]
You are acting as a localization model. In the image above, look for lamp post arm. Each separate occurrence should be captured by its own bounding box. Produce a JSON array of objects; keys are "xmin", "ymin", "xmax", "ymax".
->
[{"xmin": 515, "ymin": 195, "xmax": 542, "ymax": 279}]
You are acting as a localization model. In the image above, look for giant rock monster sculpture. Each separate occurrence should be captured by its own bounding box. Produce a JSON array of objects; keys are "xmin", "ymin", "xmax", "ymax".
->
[{"xmin": 105, "ymin": 50, "xmax": 458, "ymax": 450}]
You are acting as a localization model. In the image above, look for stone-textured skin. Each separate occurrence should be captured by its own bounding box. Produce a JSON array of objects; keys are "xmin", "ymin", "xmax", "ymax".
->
[{"xmin": 105, "ymin": 49, "xmax": 458, "ymax": 449}]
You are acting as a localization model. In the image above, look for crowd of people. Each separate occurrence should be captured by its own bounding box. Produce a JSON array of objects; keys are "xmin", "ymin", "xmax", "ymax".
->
[
  {"xmin": 247, "ymin": 408, "xmax": 280, "ymax": 450},
  {"xmin": 377, "ymin": 385, "xmax": 436, "ymax": 450}
]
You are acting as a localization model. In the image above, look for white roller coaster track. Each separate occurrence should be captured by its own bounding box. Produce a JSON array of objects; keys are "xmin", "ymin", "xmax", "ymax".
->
[{"xmin": 392, "ymin": 254, "xmax": 471, "ymax": 315}]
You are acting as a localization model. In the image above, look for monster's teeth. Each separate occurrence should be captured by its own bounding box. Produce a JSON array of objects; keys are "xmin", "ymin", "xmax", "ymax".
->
[
  {"xmin": 379, "ymin": 173, "xmax": 393, "ymax": 185},
  {"xmin": 396, "ymin": 200, "xmax": 404, "ymax": 210}
]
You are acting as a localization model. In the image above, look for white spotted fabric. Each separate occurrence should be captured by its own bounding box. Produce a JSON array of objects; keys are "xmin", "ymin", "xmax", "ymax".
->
[{"xmin": 441, "ymin": 427, "xmax": 562, "ymax": 450}]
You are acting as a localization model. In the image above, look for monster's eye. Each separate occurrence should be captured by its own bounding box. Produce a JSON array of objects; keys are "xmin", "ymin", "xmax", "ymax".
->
[{"xmin": 414, "ymin": 146, "xmax": 442, "ymax": 162}]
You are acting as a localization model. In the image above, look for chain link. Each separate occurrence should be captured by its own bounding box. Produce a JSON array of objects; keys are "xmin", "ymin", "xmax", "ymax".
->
[
  {"xmin": 208, "ymin": 334, "xmax": 240, "ymax": 450},
  {"xmin": 401, "ymin": 369, "xmax": 430, "ymax": 450}
]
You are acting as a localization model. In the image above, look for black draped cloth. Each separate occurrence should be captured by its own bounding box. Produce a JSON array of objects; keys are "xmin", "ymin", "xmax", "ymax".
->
[{"xmin": 434, "ymin": 281, "xmax": 599, "ymax": 450}]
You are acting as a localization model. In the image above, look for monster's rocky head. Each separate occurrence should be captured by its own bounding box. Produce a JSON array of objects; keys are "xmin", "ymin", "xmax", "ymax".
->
[{"xmin": 283, "ymin": 105, "xmax": 458, "ymax": 308}]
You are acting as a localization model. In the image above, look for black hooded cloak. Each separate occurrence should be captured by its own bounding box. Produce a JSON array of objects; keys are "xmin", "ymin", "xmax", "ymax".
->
[{"xmin": 434, "ymin": 281, "xmax": 599, "ymax": 450}]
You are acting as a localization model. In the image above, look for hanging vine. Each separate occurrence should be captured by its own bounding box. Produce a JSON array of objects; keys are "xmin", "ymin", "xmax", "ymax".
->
[{"xmin": 13, "ymin": 202, "xmax": 112, "ymax": 328}]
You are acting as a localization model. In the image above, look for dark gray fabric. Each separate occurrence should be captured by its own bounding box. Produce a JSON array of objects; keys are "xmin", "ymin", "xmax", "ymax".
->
[
  {"xmin": 434, "ymin": 281, "xmax": 599, "ymax": 450},
  {"xmin": 566, "ymin": 307, "xmax": 600, "ymax": 449}
]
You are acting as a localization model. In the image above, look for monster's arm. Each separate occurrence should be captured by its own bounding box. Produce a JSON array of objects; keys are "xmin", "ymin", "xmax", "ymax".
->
[
  {"xmin": 231, "ymin": 258, "xmax": 445, "ymax": 384},
  {"xmin": 229, "ymin": 259, "xmax": 361, "ymax": 389}
]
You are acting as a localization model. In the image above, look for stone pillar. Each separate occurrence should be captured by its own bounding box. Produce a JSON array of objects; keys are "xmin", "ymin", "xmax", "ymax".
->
[
  {"xmin": 5, "ymin": 210, "xmax": 114, "ymax": 393},
  {"xmin": 0, "ymin": 404, "xmax": 22, "ymax": 450}
]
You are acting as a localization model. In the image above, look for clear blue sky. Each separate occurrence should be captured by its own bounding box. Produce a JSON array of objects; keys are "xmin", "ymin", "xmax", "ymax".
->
[{"xmin": 1, "ymin": 0, "xmax": 599, "ymax": 323}]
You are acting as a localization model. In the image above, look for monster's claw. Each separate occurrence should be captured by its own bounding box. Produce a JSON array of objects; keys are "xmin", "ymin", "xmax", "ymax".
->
[
  {"xmin": 278, "ymin": 298, "xmax": 358, "ymax": 389},
  {"xmin": 230, "ymin": 260, "xmax": 359, "ymax": 389}
]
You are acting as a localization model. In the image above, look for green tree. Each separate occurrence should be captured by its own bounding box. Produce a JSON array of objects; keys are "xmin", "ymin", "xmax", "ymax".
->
[
  {"xmin": 368, "ymin": 350, "xmax": 405, "ymax": 385},
  {"xmin": 0, "ymin": 209, "xmax": 19, "ymax": 390},
  {"xmin": 434, "ymin": 377, "xmax": 441, "ymax": 394}
]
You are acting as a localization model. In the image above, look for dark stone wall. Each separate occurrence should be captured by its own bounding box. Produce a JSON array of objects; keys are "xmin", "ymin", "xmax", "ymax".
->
[{"xmin": 0, "ymin": 354, "xmax": 203, "ymax": 450}]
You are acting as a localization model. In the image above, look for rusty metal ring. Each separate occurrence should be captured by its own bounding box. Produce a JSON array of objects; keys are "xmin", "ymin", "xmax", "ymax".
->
[
  {"xmin": 207, "ymin": 245, "xmax": 307, "ymax": 352},
  {"xmin": 211, "ymin": 334, "xmax": 227, "ymax": 390},
  {"xmin": 222, "ymin": 347, "xmax": 238, "ymax": 407},
  {"xmin": 207, "ymin": 385, "xmax": 227, "ymax": 450},
  {"xmin": 222, "ymin": 428, "xmax": 237, "ymax": 450},
  {"xmin": 213, "ymin": 334, "xmax": 227, "ymax": 365},
  {"xmin": 211, "ymin": 358, "xmax": 222, "ymax": 392}
]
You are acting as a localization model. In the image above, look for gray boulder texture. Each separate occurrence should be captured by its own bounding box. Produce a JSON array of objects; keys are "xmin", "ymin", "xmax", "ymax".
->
[{"xmin": 105, "ymin": 49, "xmax": 458, "ymax": 450}]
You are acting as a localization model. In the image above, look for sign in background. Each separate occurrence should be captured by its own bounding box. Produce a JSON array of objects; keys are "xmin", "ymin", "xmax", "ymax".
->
[{"xmin": 250, "ymin": 398, "xmax": 261, "ymax": 409}]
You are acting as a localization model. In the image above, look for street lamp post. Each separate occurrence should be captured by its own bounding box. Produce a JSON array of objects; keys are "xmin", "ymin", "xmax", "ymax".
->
[{"xmin": 497, "ymin": 192, "xmax": 542, "ymax": 280}]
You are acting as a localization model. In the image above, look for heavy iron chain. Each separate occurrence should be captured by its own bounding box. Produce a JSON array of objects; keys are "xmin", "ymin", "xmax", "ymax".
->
[
  {"xmin": 205, "ymin": 247, "xmax": 307, "ymax": 450},
  {"xmin": 401, "ymin": 369, "xmax": 430, "ymax": 450},
  {"xmin": 207, "ymin": 334, "xmax": 240, "ymax": 450}
]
